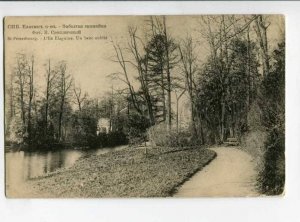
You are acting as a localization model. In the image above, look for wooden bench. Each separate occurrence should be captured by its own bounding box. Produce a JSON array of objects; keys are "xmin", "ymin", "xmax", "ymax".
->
[{"xmin": 224, "ymin": 137, "xmax": 239, "ymax": 146}]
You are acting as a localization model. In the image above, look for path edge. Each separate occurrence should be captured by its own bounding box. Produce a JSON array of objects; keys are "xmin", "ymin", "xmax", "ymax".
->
[{"xmin": 169, "ymin": 149, "xmax": 217, "ymax": 197}]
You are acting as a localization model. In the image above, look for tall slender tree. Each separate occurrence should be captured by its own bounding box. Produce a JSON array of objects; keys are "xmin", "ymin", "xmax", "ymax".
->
[{"xmin": 56, "ymin": 61, "xmax": 72, "ymax": 141}]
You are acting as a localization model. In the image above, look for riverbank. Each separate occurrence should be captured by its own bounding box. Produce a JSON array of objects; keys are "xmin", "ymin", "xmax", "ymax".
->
[{"xmin": 8, "ymin": 146, "xmax": 216, "ymax": 198}]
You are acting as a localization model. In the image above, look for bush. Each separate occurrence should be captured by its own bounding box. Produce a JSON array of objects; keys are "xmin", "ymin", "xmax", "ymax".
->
[
  {"xmin": 127, "ymin": 112, "xmax": 150, "ymax": 145},
  {"xmin": 240, "ymin": 130, "xmax": 267, "ymax": 159},
  {"xmin": 148, "ymin": 123, "xmax": 200, "ymax": 147},
  {"xmin": 258, "ymin": 127, "xmax": 285, "ymax": 195},
  {"xmin": 96, "ymin": 131, "xmax": 128, "ymax": 148},
  {"xmin": 9, "ymin": 116, "xmax": 25, "ymax": 145},
  {"xmin": 69, "ymin": 113, "xmax": 98, "ymax": 148},
  {"xmin": 241, "ymin": 41, "xmax": 285, "ymax": 195},
  {"xmin": 106, "ymin": 131, "xmax": 128, "ymax": 147},
  {"xmin": 257, "ymin": 41, "xmax": 285, "ymax": 195}
]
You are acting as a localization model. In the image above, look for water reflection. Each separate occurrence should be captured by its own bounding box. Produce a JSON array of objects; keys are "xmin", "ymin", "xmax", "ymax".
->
[{"xmin": 5, "ymin": 145, "xmax": 126, "ymax": 190}]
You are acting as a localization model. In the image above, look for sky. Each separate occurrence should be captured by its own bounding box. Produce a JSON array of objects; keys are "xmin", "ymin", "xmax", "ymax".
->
[{"xmin": 5, "ymin": 15, "xmax": 284, "ymax": 99}]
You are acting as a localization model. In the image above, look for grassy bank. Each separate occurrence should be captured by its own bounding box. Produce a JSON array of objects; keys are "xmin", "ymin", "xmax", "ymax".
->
[{"xmin": 24, "ymin": 146, "xmax": 216, "ymax": 198}]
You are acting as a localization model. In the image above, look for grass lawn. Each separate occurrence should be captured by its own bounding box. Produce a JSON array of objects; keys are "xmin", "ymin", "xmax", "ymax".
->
[{"xmin": 27, "ymin": 146, "xmax": 216, "ymax": 197}]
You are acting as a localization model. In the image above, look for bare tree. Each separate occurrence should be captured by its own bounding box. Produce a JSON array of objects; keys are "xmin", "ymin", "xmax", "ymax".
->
[
  {"xmin": 162, "ymin": 17, "xmax": 172, "ymax": 130},
  {"xmin": 27, "ymin": 56, "xmax": 34, "ymax": 143},
  {"xmin": 73, "ymin": 83, "xmax": 88, "ymax": 111},
  {"xmin": 174, "ymin": 88, "xmax": 186, "ymax": 133},
  {"xmin": 11, "ymin": 53, "xmax": 36, "ymax": 143},
  {"xmin": 128, "ymin": 26, "xmax": 155, "ymax": 125},
  {"xmin": 109, "ymin": 39, "xmax": 143, "ymax": 116},
  {"xmin": 178, "ymin": 37, "xmax": 199, "ymax": 137},
  {"xmin": 147, "ymin": 16, "xmax": 178, "ymax": 129},
  {"xmin": 44, "ymin": 59, "xmax": 57, "ymax": 136},
  {"xmin": 254, "ymin": 15, "xmax": 270, "ymax": 77},
  {"xmin": 14, "ymin": 53, "xmax": 29, "ymax": 128},
  {"xmin": 57, "ymin": 61, "xmax": 72, "ymax": 141},
  {"xmin": 5, "ymin": 70, "xmax": 15, "ymax": 136},
  {"xmin": 198, "ymin": 16, "xmax": 240, "ymax": 142}
]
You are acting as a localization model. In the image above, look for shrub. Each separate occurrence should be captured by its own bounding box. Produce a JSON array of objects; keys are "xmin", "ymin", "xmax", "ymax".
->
[
  {"xmin": 242, "ymin": 41, "xmax": 285, "ymax": 195},
  {"xmin": 127, "ymin": 112, "xmax": 150, "ymax": 145},
  {"xmin": 257, "ymin": 41, "xmax": 285, "ymax": 195},
  {"xmin": 240, "ymin": 130, "xmax": 267, "ymax": 159},
  {"xmin": 69, "ymin": 113, "xmax": 98, "ymax": 148},
  {"xmin": 148, "ymin": 123, "xmax": 200, "ymax": 147},
  {"xmin": 106, "ymin": 131, "xmax": 128, "ymax": 147},
  {"xmin": 96, "ymin": 131, "xmax": 128, "ymax": 148},
  {"xmin": 258, "ymin": 127, "xmax": 285, "ymax": 195},
  {"xmin": 9, "ymin": 116, "xmax": 25, "ymax": 146}
]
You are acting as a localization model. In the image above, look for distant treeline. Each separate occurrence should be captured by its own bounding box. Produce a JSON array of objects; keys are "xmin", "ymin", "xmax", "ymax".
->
[{"xmin": 5, "ymin": 55, "xmax": 132, "ymax": 150}]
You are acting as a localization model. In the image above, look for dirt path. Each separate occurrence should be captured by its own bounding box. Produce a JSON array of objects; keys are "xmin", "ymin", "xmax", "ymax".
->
[{"xmin": 174, "ymin": 147, "xmax": 259, "ymax": 197}]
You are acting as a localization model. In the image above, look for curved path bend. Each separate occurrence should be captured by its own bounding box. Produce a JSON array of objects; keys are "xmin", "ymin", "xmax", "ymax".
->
[{"xmin": 174, "ymin": 147, "xmax": 259, "ymax": 197}]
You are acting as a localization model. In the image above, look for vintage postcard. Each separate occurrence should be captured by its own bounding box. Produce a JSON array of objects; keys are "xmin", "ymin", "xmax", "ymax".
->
[{"xmin": 4, "ymin": 15, "xmax": 285, "ymax": 198}]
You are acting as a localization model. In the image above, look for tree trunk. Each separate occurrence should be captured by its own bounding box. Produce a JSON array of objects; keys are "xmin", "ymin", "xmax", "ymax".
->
[
  {"xmin": 128, "ymin": 27, "xmax": 155, "ymax": 125},
  {"xmin": 220, "ymin": 98, "xmax": 225, "ymax": 143},
  {"xmin": 27, "ymin": 57, "xmax": 34, "ymax": 144},
  {"xmin": 161, "ymin": 66, "xmax": 166, "ymax": 122},
  {"xmin": 255, "ymin": 15, "xmax": 270, "ymax": 77},
  {"xmin": 163, "ymin": 17, "xmax": 172, "ymax": 130},
  {"xmin": 45, "ymin": 60, "xmax": 51, "ymax": 136},
  {"xmin": 9, "ymin": 75, "xmax": 15, "ymax": 118},
  {"xmin": 246, "ymin": 27, "xmax": 252, "ymax": 111},
  {"xmin": 58, "ymin": 96, "xmax": 64, "ymax": 141}
]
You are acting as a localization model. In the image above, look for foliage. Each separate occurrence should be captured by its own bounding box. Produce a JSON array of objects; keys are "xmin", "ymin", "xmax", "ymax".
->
[
  {"xmin": 258, "ymin": 127, "xmax": 285, "ymax": 195},
  {"xmin": 106, "ymin": 131, "xmax": 128, "ymax": 147},
  {"xmin": 195, "ymin": 39, "xmax": 260, "ymax": 143},
  {"xmin": 9, "ymin": 116, "xmax": 25, "ymax": 145},
  {"xmin": 127, "ymin": 112, "xmax": 150, "ymax": 145},
  {"xmin": 257, "ymin": 41, "xmax": 285, "ymax": 195},
  {"xmin": 148, "ymin": 123, "xmax": 201, "ymax": 147},
  {"xmin": 70, "ymin": 112, "xmax": 98, "ymax": 148}
]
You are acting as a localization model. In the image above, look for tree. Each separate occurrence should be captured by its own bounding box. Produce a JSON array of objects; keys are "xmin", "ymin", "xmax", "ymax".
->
[
  {"xmin": 5, "ymin": 72, "xmax": 15, "ymax": 134},
  {"xmin": 162, "ymin": 17, "xmax": 178, "ymax": 130},
  {"xmin": 198, "ymin": 16, "xmax": 233, "ymax": 142},
  {"xmin": 146, "ymin": 33, "xmax": 167, "ymax": 123},
  {"xmin": 254, "ymin": 15, "xmax": 270, "ymax": 77},
  {"xmin": 174, "ymin": 88, "xmax": 186, "ymax": 133},
  {"xmin": 258, "ymin": 40, "xmax": 285, "ymax": 194},
  {"xmin": 109, "ymin": 39, "xmax": 145, "ymax": 117},
  {"xmin": 128, "ymin": 26, "xmax": 155, "ymax": 126},
  {"xmin": 56, "ymin": 61, "xmax": 73, "ymax": 142},
  {"xmin": 145, "ymin": 16, "xmax": 179, "ymax": 127},
  {"xmin": 14, "ymin": 53, "xmax": 29, "ymax": 133},
  {"xmin": 179, "ymin": 36, "xmax": 200, "ymax": 138},
  {"xmin": 10, "ymin": 53, "xmax": 34, "ymax": 144},
  {"xmin": 195, "ymin": 15, "xmax": 262, "ymax": 143},
  {"xmin": 27, "ymin": 56, "xmax": 34, "ymax": 144},
  {"xmin": 73, "ymin": 83, "xmax": 88, "ymax": 111},
  {"xmin": 44, "ymin": 59, "xmax": 57, "ymax": 137}
]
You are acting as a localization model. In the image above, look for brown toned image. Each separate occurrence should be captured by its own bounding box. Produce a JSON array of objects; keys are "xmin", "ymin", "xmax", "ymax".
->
[{"xmin": 4, "ymin": 15, "xmax": 285, "ymax": 198}]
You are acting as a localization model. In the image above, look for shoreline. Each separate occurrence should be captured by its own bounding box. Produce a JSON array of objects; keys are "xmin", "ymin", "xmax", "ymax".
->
[{"xmin": 7, "ymin": 146, "xmax": 216, "ymax": 198}]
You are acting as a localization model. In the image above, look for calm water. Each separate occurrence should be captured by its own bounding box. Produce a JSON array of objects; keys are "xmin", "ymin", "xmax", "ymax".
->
[{"xmin": 5, "ymin": 145, "xmax": 126, "ymax": 189}]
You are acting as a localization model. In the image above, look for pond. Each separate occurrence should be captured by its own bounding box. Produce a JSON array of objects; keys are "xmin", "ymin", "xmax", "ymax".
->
[{"xmin": 5, "ymin": 145, "xmax": 127, "ymax": 192}]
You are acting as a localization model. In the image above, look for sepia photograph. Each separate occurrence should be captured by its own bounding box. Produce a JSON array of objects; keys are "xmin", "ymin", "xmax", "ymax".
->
[{"xmin": 4, "ymin": 15, "xmax": 285, "ymax": 198}]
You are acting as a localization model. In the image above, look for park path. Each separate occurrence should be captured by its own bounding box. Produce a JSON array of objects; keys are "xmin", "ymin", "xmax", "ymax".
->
[{"xmin": 174, "ymin": 147, "xmax": 259, "ymax": 197}]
